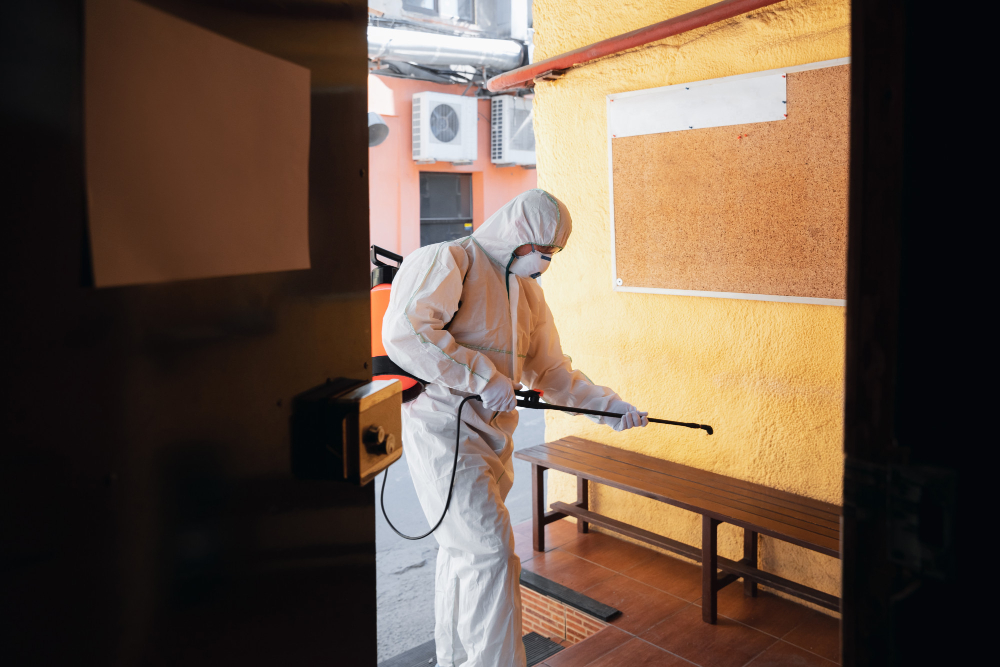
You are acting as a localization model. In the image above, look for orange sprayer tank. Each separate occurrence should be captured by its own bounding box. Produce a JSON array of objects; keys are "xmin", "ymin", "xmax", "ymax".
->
[{"xmin": 371, "ymin": 246, "xmax": 425, "ymax": 402}]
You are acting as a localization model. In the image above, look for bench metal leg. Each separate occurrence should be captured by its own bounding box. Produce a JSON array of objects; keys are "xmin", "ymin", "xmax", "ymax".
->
[
  {"xmin": 744, "ymin": 528, "xmax": 759, "ymax": 597},
  {"xmin": 702, "ymin": 516, "xmax": 720, "ymax": 624},
  {"xmin": 577, "ymin": 477, "xmax": 589, "ymax": 534},
  {"xmin": 532, "ymin": 463, "xmax": 546, "ymax": 552}
]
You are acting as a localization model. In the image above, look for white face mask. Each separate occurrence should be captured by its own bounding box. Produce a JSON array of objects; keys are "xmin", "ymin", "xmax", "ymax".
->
[{"xmin": 510, "ymin": 249, "xmax": 553, "ymax": 279}]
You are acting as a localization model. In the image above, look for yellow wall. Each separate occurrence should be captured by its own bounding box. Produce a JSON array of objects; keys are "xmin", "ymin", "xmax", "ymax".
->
[{"xmin": 534, "ymin": 0, "xmax": 850, "ymax": 607}]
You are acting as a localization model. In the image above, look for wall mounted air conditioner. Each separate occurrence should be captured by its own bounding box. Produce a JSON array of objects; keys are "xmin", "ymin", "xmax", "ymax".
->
[
  {"xmin": 412, "ymin": 92, "xmax": 478, "ymax": 164},
  {"xmin": 491, "ymin": 96, "xmax": 536, "ymax": 167}
]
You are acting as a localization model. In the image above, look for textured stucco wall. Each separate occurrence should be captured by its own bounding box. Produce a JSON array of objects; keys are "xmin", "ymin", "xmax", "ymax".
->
[{"xmin": 533, "ymin": 0, "xmax": 850, "ymax": 607}]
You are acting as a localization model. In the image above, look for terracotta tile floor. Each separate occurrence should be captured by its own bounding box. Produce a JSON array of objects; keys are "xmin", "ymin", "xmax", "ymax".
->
[{"xmin": 520, "ymin": 519, "xmax": 840, "ymax": 667}]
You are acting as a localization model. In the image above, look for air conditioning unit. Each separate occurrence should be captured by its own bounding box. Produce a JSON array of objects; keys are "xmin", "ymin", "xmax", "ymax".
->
[
  {"xmin": 412, "ymin": 92, "xmax": 478, "ymax": 164},
  {"xmin": 491, "ymin": 96, "xmax": 536, "ymax": 167}
]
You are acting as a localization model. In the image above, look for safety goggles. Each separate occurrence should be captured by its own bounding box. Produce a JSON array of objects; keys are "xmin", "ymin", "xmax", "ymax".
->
[{"xmin": 522, "ymin": 243, "xmax": 562, "ymax": 255}]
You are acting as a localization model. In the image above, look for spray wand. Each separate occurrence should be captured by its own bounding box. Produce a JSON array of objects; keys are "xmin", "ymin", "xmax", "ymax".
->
[
  {"xmin": 381, "ymin": 389, "xmax": 713, "ymax": 541},
  {"xmin": 515, "ymin": 389, "xmax": 713, "ymax": 435}
]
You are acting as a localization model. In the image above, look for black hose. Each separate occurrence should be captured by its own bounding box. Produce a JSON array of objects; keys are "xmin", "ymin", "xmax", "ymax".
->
[{"xmin": 379, "ymin": 394, "xmax": 478, "ymax": 540}]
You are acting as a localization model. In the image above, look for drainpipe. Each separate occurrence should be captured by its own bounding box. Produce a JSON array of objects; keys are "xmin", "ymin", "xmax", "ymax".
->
[
  {"xmin": 368, "ymin": 26, "xmax": 524, "ymax": 71},
  {"xmin": 486, "ymin": 0, "xmax": 787, "ymax": 92}
]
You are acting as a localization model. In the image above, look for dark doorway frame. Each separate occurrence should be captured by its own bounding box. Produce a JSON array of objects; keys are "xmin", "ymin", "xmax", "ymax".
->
[{"xmin": 843, "ymin": 1, "xmax": 973, "ymax": 664}]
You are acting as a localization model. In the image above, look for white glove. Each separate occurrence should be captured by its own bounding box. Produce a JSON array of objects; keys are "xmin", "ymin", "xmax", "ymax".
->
[
  {"xmin": 479, "ymin": 375, "xmax": 522, "ymax": 412},
  {"xmin": 606, "ymin": 400, "xmax": 649, "ymax": 432}
]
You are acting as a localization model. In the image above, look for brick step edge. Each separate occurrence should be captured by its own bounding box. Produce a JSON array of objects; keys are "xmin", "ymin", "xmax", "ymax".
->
[{"xmin": 520, "ymin": 570, "xmax": 621, "ymax": 622}]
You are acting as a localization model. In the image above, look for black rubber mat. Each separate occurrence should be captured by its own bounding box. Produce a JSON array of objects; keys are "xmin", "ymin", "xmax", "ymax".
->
[
  {"xmin": 523, "ymin": 632, "xmax": 565, "ymax": 666},
  {"xmin": 378, "ymin": 633, "xmax": 565, "ymax": 667}
]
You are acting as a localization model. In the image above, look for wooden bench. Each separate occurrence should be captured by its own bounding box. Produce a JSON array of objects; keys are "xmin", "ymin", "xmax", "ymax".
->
[{"xmin": 514, "ymin": 436, "xmax": 841, "ymax": 624}]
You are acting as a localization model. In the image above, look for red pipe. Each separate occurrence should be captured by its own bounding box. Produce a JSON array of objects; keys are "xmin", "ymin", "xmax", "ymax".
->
[{"xmin": 486, "ymin": 0, "xmax": 787, "ymax": 92}]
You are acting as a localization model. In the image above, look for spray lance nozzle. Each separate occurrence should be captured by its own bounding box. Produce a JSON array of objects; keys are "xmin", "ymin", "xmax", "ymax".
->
[{"xmin": 514, "ymin": 389, "xmax": 713, "ymax": 435}]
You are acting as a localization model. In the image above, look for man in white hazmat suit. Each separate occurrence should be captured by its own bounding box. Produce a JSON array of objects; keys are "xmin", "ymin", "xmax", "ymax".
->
[{"xmin": 382, "ymin": 189, "xmax": 648, "ymax": 667}]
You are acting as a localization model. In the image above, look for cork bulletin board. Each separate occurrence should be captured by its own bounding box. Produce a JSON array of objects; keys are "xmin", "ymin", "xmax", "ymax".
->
[{"xmin": 608, "ymin": 58, "xmax": 850, "ymax": 305}]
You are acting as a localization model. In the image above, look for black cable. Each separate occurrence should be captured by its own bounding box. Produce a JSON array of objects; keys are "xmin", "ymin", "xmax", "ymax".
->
[
  {"xmin": 406, "ymin": 62, "xmax": 475, "ymax": 84},
  {"xmin": 380, "ymin": 394, "xmax": 479, "ymax": 540}
]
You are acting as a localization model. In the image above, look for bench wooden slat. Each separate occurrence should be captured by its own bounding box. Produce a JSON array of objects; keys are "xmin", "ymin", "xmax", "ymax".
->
[
  {"xmin": 532, "ymin": 443, "xmax": 840, "ymax": 544},
  {"xmin": 543, "ymin": 440, "xmax": 840, "ymax": 533},
  {"xmin": 519, "ymin": 444, "xmax": 840, "ymax": 557},
  {"xmin": 560, "ymin": 436, "xmax": 841, "ymax": 520},
  {"xmin": 560, "ymin": 436, "xmax": 840, "ymax": 520}
]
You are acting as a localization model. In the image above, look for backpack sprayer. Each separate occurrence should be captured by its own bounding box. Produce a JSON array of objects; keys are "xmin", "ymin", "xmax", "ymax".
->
[{"xmin": 369, "ymin": 246, "xmax": 713, "ymax": 540}]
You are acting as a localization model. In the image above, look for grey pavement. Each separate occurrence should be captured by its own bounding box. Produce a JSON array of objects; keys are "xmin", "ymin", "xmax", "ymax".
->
[{"xmin": 376, "ymin": 407, "xmax": 547, "ymax": 663}]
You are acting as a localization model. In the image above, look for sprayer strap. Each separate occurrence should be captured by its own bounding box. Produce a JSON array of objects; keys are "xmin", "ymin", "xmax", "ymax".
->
[{"xmin": 372, "ymin": 356, "xmax": 428, "ymax": 384}]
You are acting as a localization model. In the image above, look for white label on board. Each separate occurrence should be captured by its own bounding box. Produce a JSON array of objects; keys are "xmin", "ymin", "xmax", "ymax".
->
[{"xmin": 608, "ymin": 73, "xmax": 787, "ymax": 138}]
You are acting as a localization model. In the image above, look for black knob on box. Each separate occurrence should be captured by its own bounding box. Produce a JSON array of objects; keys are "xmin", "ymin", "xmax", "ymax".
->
[{"xmin": 364, "ymin": 425, "xmax": 387, "ymax": 453}]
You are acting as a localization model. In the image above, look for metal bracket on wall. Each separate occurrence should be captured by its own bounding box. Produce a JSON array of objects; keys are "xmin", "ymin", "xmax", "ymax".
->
[{"xmin": 533, "ymin": 69, "xmax": 567, "ymax": 83}]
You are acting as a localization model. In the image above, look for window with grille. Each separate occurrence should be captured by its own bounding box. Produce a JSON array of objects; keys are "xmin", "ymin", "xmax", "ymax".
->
[
  {"xmin": 403, "ymin": 0, "xmax": 474, "ymax": 22},
  {"xmin": 419, "ymin": 172, "xmax": 473, "ymax": 247},
  {"xmin": 402, "ymin": 0, "xmax": 437, "ymax": 16}
]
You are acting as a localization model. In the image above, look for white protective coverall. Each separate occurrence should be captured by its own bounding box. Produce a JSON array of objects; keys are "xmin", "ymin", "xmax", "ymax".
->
[{"xmin": 382, "ymin": 189, "xmax": 637, "ymax": 667}]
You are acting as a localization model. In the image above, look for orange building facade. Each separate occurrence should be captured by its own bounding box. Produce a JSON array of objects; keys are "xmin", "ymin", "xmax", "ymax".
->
[{"xmin": 367, "ymin": 74, "xmax": 537, "ymax": 258}]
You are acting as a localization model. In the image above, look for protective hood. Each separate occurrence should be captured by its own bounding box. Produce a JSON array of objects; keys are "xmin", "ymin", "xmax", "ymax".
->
[{"xmin": 471, "ymin": 189, "xmax": 572, "ymax": 270}]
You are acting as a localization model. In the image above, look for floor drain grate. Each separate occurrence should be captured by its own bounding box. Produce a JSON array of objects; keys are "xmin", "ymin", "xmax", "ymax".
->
[{"xmin": 523, "ymin": 632, "xmax": 565, "ymax": 666}]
